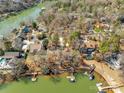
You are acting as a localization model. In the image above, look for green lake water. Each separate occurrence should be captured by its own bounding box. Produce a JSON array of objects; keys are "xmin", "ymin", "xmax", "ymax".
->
[
  {"xmin": 0, "ymin": 3, "xmax": 43, "ymax": 36},
  {"xmin": 0, "ymin": 75, "xmax": 98, "ymax": 93}
]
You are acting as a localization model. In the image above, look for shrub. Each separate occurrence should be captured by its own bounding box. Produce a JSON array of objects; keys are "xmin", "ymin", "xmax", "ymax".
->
[{"xmin": 32, "ymin": 22, "xmax": 37, "ymax": 28}]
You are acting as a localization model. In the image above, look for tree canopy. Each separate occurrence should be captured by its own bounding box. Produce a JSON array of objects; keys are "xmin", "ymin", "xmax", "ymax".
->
[
  {"xmin": 69, "ymin": 31, "xmax": 80, "ymax": 41},
  {"xmin": 0, "ymin": 49, "xmax": 4, "ymax": 56},
  {"xmin": 99, "ymin": 34, "xmax": 120, "ymax": 53}
]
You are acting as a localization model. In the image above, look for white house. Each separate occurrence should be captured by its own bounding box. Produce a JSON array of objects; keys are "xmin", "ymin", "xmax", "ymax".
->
[{"xmin": 0, "ymin": 58, "xmax": 12, "ymax": 69}]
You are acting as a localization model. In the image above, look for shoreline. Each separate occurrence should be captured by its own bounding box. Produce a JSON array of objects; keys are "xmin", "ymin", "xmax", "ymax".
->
[
  {"xmin": 84, "ymin": 60, "xmax": 124, "ymax": 93},
  {"xmin": 0, "ymin": 3, "xmax": 44, "ymax": 36},
  {"xmin": 0, "ymin": 71, "xmax": 107, "ymax": 92},
  {"xmin": 0, "ymin": 72, "xmax": 98, "ymax": 93},
  {"xmin": 0, "ymin": 2, "xmax": 41, "ymax": 22}
]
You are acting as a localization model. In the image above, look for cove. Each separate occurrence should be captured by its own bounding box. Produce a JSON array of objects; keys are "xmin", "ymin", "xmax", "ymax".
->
[{"xmin": 0, "ymin": 3, "xmax": 43, "ymax": 36}]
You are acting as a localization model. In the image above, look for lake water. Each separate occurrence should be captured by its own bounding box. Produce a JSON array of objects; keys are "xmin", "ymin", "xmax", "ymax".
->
[
  {"xmin": 0, "ymin": 3, "xmax": 43, "ymax": 36},
  {"xmin": 0, "ymin": 75, "xmax": 98, "ymax": 93},
  {"xmin": 0, "ymin": 2, "xmax": 98, "ymax": 93}
]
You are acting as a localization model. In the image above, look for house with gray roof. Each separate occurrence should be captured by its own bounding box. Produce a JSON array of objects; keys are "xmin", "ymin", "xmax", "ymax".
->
[{"xmin": 0, "ymin": 52, "xmax": 20, "ymax": 59}]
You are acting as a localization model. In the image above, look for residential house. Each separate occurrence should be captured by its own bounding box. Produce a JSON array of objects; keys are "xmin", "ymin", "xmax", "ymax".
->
[
  {"xmin": 19, "ymin": 32, "xmax": 27, "ymax": 40},
  {"xmin": 0, "ymin": 58, "xmax": 11, "ymax": 69},
  {"xmin": 0, "ymin": 57, "xmax": 24, "ymax": 69},
  {"xmin": 22, "ymin": 40, "xmax": 34, "ymax": 52},
  {"xmin": 12, "ymin": 37, "xmax": 23, "ymax": 50},
  {"xmin": 38, "ymin": 25, "xmax": 47, "ymax": 32},
  {"xmin": 22, "ymin": 26, "xmax": 30, "ymax": 33},
  {"xmin": 79, "ymin": 47, "xmax": 96, "ymax": 60},
  {"xmin": 29, "ymin": 43, "xmax": 42, "ymax": 53},
  {"xmin": 0, "ymin": 52, "xmax": 20, "ymax": 59},
  {"xmin": 104, "ymin": 53, "xmax": 123, "ymax": 70},
  {"xmin": 0, "ymin": 52, "xmax": 24, "ymax": 69},
  {"xmin": 22, "ymin": 44, "xmax": 29, "ymax": 52}
]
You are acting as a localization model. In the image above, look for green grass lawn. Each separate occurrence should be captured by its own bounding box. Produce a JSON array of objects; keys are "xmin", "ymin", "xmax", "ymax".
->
[
  {"xmin": 94, "ymin": 27, "xmax": 102, "ymax": 33},
  {"xmin": 0, "ymin": 75, "xmax": 98, "ymax": 93}
]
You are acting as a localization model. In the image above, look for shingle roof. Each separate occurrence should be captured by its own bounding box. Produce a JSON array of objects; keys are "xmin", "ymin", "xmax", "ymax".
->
[
  {"xmin": 30, "ymin": 44, "xmax": 41, "ymax": 53},
  {"xmin": 23, "ymin": 26, "xmax": 30, "ymax": 33},
  {"xmin": 0, "ymin": 52, "xmax": 20, "ymax": 58},
  {"xmin": 79, "ymin": 48, "xmax": 96, "ymax": 54}
]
